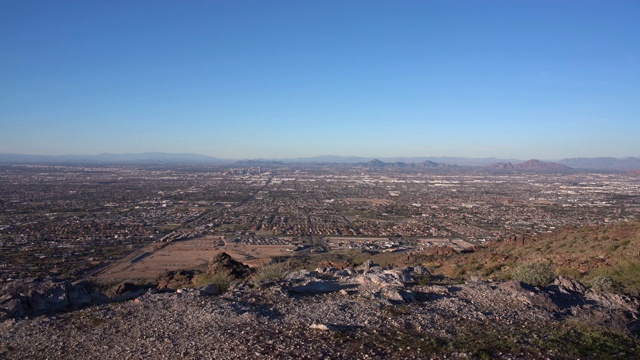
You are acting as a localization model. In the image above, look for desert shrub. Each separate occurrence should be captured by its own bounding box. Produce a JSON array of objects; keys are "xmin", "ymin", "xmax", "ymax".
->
[
  {"xmin": 511, "ymin": 262, "xmax": 555, "ymax": 287},
  {"xmin": 250, "ymin": 260, "xmax": 291, "ymax": 286},
  {"xmin": 192, "ymin": 271, "xmax": 234, "ymax": 292},
  {"xmin": 589, "ymin": 275, "xmax": 616, "ymax": 292}
]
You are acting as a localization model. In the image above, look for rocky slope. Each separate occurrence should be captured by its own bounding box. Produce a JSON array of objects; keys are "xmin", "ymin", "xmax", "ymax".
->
[{"xmin": 1, "ymin": 262, "xmax": 639, "ymax": 359}]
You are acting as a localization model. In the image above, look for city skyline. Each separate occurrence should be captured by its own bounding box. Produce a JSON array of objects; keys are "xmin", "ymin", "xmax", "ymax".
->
[{"xmin": 2, "ymin": 1, "xmax": 639, "ymax": 159}]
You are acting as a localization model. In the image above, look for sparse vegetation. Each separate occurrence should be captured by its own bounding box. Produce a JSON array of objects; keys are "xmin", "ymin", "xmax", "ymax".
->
[
  {"xmin": 429, "ymin": 221, "xmax": 640, "ymax": 295},
  {"xmin": 589, "ymin": 275, "xmax": 617, "ymax": 292},
  {"xmin": 585, "ymin": 260, "xmax": 640, "ymax": 295},
  {"xmin": 250, "ymin": 260, "xmax": 292, "ymax": 286},
  {"xmin": 342, "ymin": 320, "xmax": 640, "ymax": 359},
  {"xmin": 511, "ymin": 262, "xmax": 555, "ymax": 287},
  {"xmin": 192, "ymin": 271, "xmax": 234, "ymax": 292}
]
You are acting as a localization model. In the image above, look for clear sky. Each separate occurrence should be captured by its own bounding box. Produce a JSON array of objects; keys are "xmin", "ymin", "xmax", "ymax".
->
[{"xmin": 1, "ymin": 1, "xmax": 639, "ymax": 159}]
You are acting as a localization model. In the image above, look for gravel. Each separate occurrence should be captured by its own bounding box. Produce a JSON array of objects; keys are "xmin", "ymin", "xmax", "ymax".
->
[{"xmin": 1, "ymin": 274, "xmax": 638, "ymax": 359}]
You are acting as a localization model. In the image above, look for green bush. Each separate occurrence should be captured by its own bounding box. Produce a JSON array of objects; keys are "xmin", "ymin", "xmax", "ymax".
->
[{"xmin": 511, "ymin": 262, "xmax": 555, "ymax": 287}]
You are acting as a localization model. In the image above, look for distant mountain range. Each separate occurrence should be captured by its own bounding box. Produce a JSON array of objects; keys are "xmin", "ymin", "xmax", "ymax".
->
[
  {"xmin": 556, "ymin": 157, "xmax": 640, "ymax": 170},
  {"xmin": 0, "ymin": 152, "xmax": 230, "ymax": 164},
  {"xmin": 0, "ymin": 153, "xmax": 638, "ymax": 170},
  {"xmin": 281, "ymin": 155, "xmax": 518, "ymax": 166},
  {"xmin": 362, "ymin": 159, "xmax": 456, "ymax": 170},
  {"xmin": 487, "ymin": 159, "xmax": 572, "ymax": 171}
]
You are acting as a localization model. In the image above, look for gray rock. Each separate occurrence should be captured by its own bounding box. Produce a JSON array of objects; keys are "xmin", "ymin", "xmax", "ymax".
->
[
  {"xmin": 285, "ymin": 270, "xmax": 318, "ymax": 282},
  {"xmin": 25, "ymin": 280, "xmax": 70, "ymax": 313},
  {"xmin": 356, "ymin": 272, "xmax": 404, "ymax": 288},
  {"xmin": 0, "ymin": 298, "xmax": 25, "ymax": 319},
  {"xmin": 335, "ymin": 269, "xmax": 353, "ymax": 277},
  {"xmin": 382, "ymin": 290, "xmax": 404, "ymax": 302},
  {"xmin": 200, "ymin": 284, "xmax": 220, "ymax": 296},
  {"xmin": 410, "ymin": 266, "xmax": 431, "ymax": 276},
  {"xmin": 309, "ymin": 323, "xmax": 332, "ymax": 331},
  {"xmin": 553, "ymin": 276, "xmax": 587, "ymax": 294},
  {"xmin": 0, "ymin": 293, "xmax": 13, "ymax": 304},
  {"xmin": 289, "ymin": 280, "xmax": 353, "ymax": 294},
  {"xmin": 68, "ymin": 284, "xmax": 92, "ymax": 309},
  {"xmin": 358, "ymin": 260, "xmax": 379, "ymax": 274},
  {"xmin": 400, "ymin": 290, "xmax": 417, "ymax": 303},
  {"xmin": 499, "ymin": 281, "xmax": 558, "ymax": 312}
]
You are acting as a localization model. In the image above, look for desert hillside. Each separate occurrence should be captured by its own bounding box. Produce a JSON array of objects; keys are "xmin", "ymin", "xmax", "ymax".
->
[
  {"xmin": 424, "ymin": 220, "xmax": 640, "ymax": 295},
  {"xmin": 2, "ymin": 255, "xmax": 639, "ymax": 359}
]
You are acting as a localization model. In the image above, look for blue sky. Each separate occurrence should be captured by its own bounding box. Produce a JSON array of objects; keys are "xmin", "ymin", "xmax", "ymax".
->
[{"xmin": 1, "ymin": 1, "xmax": 639, "ymax": 159}]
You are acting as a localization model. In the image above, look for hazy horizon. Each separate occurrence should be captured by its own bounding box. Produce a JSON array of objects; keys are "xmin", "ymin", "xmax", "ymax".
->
[
  {"xmin": 2, "ymin": 1, "xmax": 639, "ymax": 159},
  {"xmin": 1, "ymin": 151, "xmax": 639, "ymax": 163}
]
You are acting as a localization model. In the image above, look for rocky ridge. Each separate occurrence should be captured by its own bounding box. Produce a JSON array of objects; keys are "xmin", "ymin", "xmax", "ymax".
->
[{"xmin": 2, "ymin": 260, "xmax": 639, "ymax": 359}]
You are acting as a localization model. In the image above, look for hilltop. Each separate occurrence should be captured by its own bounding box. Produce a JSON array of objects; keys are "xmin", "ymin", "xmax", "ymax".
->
[
  {"xmin": 3, "ymin": 224, "xmax": 640, "ymax": 359},
  {"xmin": 1, "ymin": 261, "xmax": 639, "ymax": 359}
]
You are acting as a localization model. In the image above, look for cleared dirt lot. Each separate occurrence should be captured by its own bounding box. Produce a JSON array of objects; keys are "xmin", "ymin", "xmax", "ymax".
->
[{"xmin": 95, "ymin": 236, "xmax": 295, "ymax": 280}]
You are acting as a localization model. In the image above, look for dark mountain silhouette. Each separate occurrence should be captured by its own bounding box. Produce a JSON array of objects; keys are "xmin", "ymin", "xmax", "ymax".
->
[{"xmin": 366, "ymin": 159, "xmax": 387, "ymax": 167}]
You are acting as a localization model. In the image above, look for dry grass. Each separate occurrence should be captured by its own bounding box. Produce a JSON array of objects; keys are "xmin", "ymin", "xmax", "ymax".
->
[{"xmin": 423, "ymin": 221, "xmax": 640, "ymax": 294}]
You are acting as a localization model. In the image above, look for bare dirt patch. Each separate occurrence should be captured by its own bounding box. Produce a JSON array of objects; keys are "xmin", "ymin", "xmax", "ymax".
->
[{"xmin": 95, "ymin": 236, "xmax": 295, "ymax": 280}]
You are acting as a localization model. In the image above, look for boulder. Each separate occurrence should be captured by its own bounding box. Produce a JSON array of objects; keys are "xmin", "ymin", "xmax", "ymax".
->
[
  {"xmin": 0, "ymin": 299, "xmax": 25, "ymax": 320},
  {"xmin": 0, "ymin": 278, "xmax": 94, "ymax": 318},
  {"xmin": 289, "ymin": 280, "xmax": 352, "ymax": 294},
  {"xmin": 335, "ymin": 269, "xmax": 354, "ymax": 277},
  {"xmin": 499, "ymin": 281, "xmax": 558, "ymax": 312},
  {"xmin": 309, "ymin": 323, "xmax": 333, "ymax": 331},
  {"xmin": 354, "ymin": 270, "xmax": 419, "ymax": 303},
  {"xmin": 156, "ymin": 270, "xmax": 199, "ymax": 290},
  {"xmin": 24, "ymin": 279, "xmax": 70, "ymax": 313},
  {"xmin": 285, "ymin": 270, "xmax": 318, "ymax": 282},
  {"xmin": 553, "ymin": 276, "xmax": 587, "ymax": 294},
  {"xmin": 68, "ymin": 283, "xmax": 92, "ymax": 309},
  {"xmin": 200, "ymin": 284, "xmax": 220, "ymax": 296},
  {"xmin": 207, "ymin": 252, "xmax": 253, "ymax": 279},
  {"xmin": 357, "ymin": 260, "xmax": 380, "ymax": 274},
  {"xmin": 356, "ymin": 272, "xmax": 404, "ymax": 288}
]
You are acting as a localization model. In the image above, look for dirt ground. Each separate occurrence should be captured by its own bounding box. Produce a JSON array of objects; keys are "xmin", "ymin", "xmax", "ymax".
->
[{"xmin": 95, "ymin": 236, "xmax": 295, "ymax": 280}]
